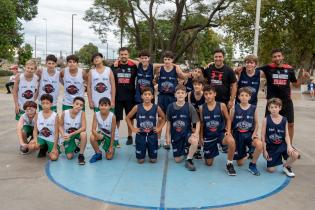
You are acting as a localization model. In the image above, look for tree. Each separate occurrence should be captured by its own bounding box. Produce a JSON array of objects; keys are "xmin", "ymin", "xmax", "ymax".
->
[
  {"xmin": 84, "ymin": 0, "xmax": 235, "ymax": 62},
  {"xmin": 224, "ymin": 0, "xmax": 315, "ymax": 68},
  {"xmin": 18, "ymin": 43, "xmax": 33, "ymax": 65},
  {"xmin": 75, "ymin": 43, "xmax": 99, "ymax": 67},
  {"xmin": 0, "ymin": 0, "xmax": 38, "ymax": 61}
]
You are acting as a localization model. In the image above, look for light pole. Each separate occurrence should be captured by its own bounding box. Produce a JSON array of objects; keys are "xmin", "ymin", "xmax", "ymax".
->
[
  {"xmin": 71, "ymin": 14, "xmax": 77, "ymax": 54},
  {"xmin": 34, "ymin": 35, "xmax": 37, "ymax": 58},
  {"xmin": 253, "ymin": 0, "xmax": 261, "ymax": 56},
  {"xmin": 43, "ymin": 18, "xmax": 47, "ymax": 57}
]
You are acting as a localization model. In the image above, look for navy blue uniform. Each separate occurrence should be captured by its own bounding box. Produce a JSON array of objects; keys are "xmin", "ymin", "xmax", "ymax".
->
[
  {"xmin": 232, "ymin": 104, "xmax": 256, "ymax": 160},
  {"xmin": 135, "ymin": 104, "xmax": 158, "ymax": 159},
  {"xmin": 168, "ymin": 102, "xmax": 192, "ymax": 157},
  {"xmin": 185, "ymin": 78, "xmax": 193, "ymax": 93},
  {"xmin": 202, "ymin": 102, "xmax": 225, "ymax": 159},
  {"xmin": 308, "ymin": 83, "xmax": 315, "ymax": 91},
  {"xmin": 189, "ymin": 91, "xmax": 205, "ymax": 111},
  {"xmin": 236, "ymin": 68, "xmax": 260, "ymax": 105},
  {"xmin": 135, "ymin": 63, "xmax": 155, "ymax": 104},
  {"xmin": 265, "ymin": 115, "xmax": 288, "ymax": 167},
  {"xmin": 158, "ymin": 66, "xmax": 178, "ymax": 113}
]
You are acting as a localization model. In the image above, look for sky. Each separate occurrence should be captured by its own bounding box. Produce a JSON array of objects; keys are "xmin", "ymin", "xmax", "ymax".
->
[{"xmin": 22, "ymin": 0, "xmax": 121, "ymax": 60}]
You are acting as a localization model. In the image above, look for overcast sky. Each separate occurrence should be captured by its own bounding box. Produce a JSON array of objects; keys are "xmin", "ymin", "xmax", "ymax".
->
[{"xmin": 22, "ymin": 0, "xmax": 121, "ymax": 60}]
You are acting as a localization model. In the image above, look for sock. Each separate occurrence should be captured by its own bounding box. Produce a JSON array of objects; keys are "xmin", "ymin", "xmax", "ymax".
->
[{"xmin": 227, "ymin": 160, "xmax": 233, "ymax": 165}]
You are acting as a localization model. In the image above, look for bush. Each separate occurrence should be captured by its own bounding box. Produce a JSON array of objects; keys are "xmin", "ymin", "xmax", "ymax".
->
[{"xmin": 0, "ymin": 70, "xmax": 13, "ymax": 76}]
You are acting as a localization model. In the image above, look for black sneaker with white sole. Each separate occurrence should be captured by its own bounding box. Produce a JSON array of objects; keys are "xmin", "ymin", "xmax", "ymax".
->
[
  {"xmin": 78, "ymin": 154, "xmax": 85, "ymax": 165},
  {"xmin": 185, "ymin": 159, "xmax": 196, "ymax": 171},
  {"xmin": 226, "ymin": 163, "xmax": 236, "ymax": 176}
]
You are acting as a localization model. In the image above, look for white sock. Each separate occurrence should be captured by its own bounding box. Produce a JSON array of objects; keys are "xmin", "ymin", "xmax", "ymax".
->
[{"xmin": 227, "ymin": 160, "xmax": 233, "ymax": 165}]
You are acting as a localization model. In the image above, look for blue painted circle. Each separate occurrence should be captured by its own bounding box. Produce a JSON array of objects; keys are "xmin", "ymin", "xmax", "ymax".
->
[{"xmin": 46, "ymin": 138, "xmax": 290, "ymax": 209}]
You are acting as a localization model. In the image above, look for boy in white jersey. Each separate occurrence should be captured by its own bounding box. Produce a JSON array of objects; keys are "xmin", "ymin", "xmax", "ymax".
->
[
  {"xmin": 13, "ymin": 59, "xmax": 39, "ymax": 120},
  {"xmin": 60, "ymin": 55, "xmax": 88, "ymax": 111},
  {"xmin": 16, "ymin": 101, "xmax": 38, "ymax": 154},
  {"xmin": 36, "ymin": 55, "xmax": 60, "ymax": 112},
  {"xmin": 87, "ymin": 52, "xmax": 116, "ymax": 112},
  {"xmin": 33, "ymin": 94, "xmax": 59, "ymax": 160},
  {"xmin": 59, "ymin": 97, "xmax": 87, "ymax": 165},
  {"xmin": 89, "ymin": 97, "xmax": 119, "ymax": 163}
]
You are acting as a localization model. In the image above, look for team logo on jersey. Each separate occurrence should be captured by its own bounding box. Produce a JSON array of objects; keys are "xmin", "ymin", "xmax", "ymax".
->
[
  {"xmin": 40, "ymin": 127, "xmax": 52, "ymax": 137},
  {"xmin": 66, "ymin": 127, "xmax": 78, "ymax": 134},
  {"xmin": 206, "ymin": 121, "xmax": 219, "ymax": 132},
  {"xmin": 161, "ymin": 81, "xmax": 174, "ymax": 92},
  {"xmin": 43, "ymin": 84, "xmax": 55, "ymax": 94},
  {"xmin": 138, "ymin": 79, "xmax": 150, "ymax": 90},
  {"xmin": 94, "ymin": 82, "xmax": 107, "ymax": 93},
  {"xmin": 140, "ymin": 120, "xmax": 154, "ymax": 133},
  {"xmin": 237, "ymin": 121, "xmax": 252, "ymax": 133},
  {"xmin": 173, "ymin": 120, "xmax": 185, "ymax": 132},
  {"xmin": 269, "ymin": 134, "xmax": 283, "ymax": 144},
  {"xmin": 22, "ymin": 90, "xmax": 34, "ymax": 99},
  {"xmin": 66, "ymin": 85, "xmax": 79, "ymax": 95}
]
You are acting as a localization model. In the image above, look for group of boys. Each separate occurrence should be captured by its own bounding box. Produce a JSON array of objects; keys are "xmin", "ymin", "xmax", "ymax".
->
[{"xmin": 14, "ymin": 47, "xmax": 302, "ymax": 178}]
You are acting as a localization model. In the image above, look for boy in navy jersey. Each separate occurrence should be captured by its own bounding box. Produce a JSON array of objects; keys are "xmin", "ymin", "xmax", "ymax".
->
[
  {"xmin": 199, "ymin": 85, "xmax": 237, "ymax": 176},
  {"xmin": 126, "ymin": 87, "xmax": 166, "ymax": 163},
  {"xmin": 166, "ymin": 84, "xmax": 200, "ymax": 171},
  {"xmin": 261, "ymin": 98, "xmax": 299, "ymax": 177},
  {"xmin": 230, "ymin": 87, "xmax": 262, "ymax": 175}
]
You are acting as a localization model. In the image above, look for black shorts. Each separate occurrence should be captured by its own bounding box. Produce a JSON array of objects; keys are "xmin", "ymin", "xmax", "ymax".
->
[
  {"xmin": 203, "ymin": 133, "xmax": 225, "ymax": 159},
  {"xmin": 135, "ymin": 133, "xmax": 158, "ymax": 159},
  {"xmin": 233, "ymin": 131, "xmax": 253, "ymax": 160},
  {"xmin": 115, "ymin": 100, "xmax": 135, "ymax": 121},
  {"xmin": 266, "ymin": 143, "xmax": 288, "ymax": 168},
  {"xmin": 265, "ymin": 99, "xmax": 294, "ymax": 123}
]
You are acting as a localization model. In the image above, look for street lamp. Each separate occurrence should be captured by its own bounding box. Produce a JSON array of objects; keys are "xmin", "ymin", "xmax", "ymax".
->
[
  {"xmin": 71, "ymin": 14, "xmax": 77, "ymax": 54},
  {"xmin": 43, "ymin": 18, "xmax": 47, "ymax": 57}
]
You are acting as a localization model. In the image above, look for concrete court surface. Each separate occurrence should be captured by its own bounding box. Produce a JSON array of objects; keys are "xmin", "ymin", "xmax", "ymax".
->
[{"xmin": 0, "ymin": 90, "xmax": 315, "ymax": 210}]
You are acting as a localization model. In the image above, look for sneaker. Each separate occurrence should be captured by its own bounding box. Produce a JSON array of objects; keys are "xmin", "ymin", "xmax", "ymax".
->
[
  {"xmin": 283, "ymin": 166, "xmax": 295, "ymax": 177},
  {"xmin": 193, "ymin": 150, "xmax": 202, "ymax": 159},
  {"xmin": 248, "ymin": 162, "xmax": 260, "ymax": 176},
  {"xmin": 126, "ymin": 136, "xmax": 133, "ymax": 145},
  {"xmin": 248, "ymin": 152, "xmax": 254, "ymax": 159},
  {"xmin": 115, "ymin": 140, "xmax": 121, "ymax": 148},
  {"xmin": 78, "ymin": 154, "xmax": 85, "ymax": 165},
  {"xmin": 185, "ymin": 159, "xmax": 196, "ymax": 171},
  {"xmin": 74, "ymin": 146, "xmax": 80, "ymax": 153},
  {"xmin": 20, "ymin": 145, "xmax": 29, "ymax": 155},
  {"xmin": 89, "ymin": 153, "xmax": 102, "ymax": 163},
  {"xmin": 163, "ymin": 144, "xmax": 170, "ymax": 150},
  {"xmin": 226, "ymin": 163, "xmax": 236, "ymax": 176},
  {"xmin": 37, "ymin": 145, "xmax": 48, "ymax": 158}
]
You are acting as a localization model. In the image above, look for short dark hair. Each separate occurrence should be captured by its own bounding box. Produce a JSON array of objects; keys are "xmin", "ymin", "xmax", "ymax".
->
[
  {"xmin": 195, "ymin": 66, "xmax": 204, "ymax": 72},
  {"xmin": 213, "ymin": 48, "xmax": 225, "ymax": 57},
  {"xmin": 238, "ymin": 87, "xmax": 252, "ymax": 96},
  {"xmin": 267, "ymin": 98, "xmax": 282, "ymax": 108},
  {"xmin": 40, "ymin": 94, "xmax": 53, "ymax": 103},
  {"xmin": 271, "ymin": 48, "xmax": 283, "ymax": 55},
  {"xmin": 203, "ymin": 85, "xmax": 216, "ymax": 93},
  {"xmin": 66, "ymin": 55, "xmax": 79, "ymax": 63},
  {"xmin": 91, "ymin": 52, "xmax": 103, "ymax": 62},
  {"xmin": 175, "ymin": 84, "xmax": 186, "ymax": 92},
  {"xmin": 138, "ymin": 49, "xmax": 151, "ymax": 57},
  {"xmin": 23, "ymin": 101, "xmax": 37, "ymax": 110},
  {"xmin": 73, "ymin": 96, "xmax": 85, "ymax": 104},
  {"xmin": 192, "ymin": 76, "xmax": 205, "ymax": 85},
  {"xmin": 141, "ymin": 86, "xmax": 153, "ymax": 94},
  {"xmin": 99, "ymin": 97, "xmax": 111, "ymax": 106},
  {"xmin": 119, "ymin": 47, "xmax": 129, "ymax": 53},
  {"xmin": 46, "ymin": 54, "xmax": 57, "ymax": 63},
  {"xmin": 163, "ymin": 51, "xmax": 174, "ymax": 59}
]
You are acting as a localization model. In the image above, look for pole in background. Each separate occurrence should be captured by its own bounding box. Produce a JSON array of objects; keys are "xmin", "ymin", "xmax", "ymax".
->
[
  {"xmin": 34, "ymin": 36, "xmax": 37, "ymax": 58},
  {"xmin": 253, "ymin": 0, "xmax": 261, "ymax": 56},
  {"xmin": 106, "ymin": 42, "xmax": 109, "ymax": 60},
  {"xmin": 71, "ymin": 14, "xmax": 77, "ymax": 55},
  {"xmin": 43, "ymin": 18, "xmax": 47, "ymax": 57}
]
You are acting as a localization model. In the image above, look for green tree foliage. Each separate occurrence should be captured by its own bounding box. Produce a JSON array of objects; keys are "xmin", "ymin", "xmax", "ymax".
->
[
  {"xmin": 75, "ymin": 43, "xmax": 99, "ymax": 67},
  {"xmin": 224, "ymin": 0, "xmax": 315, "ymax": 68},
  {"xmin": 0, "ymin": 0, "xmax": 38, "ymax": 61},
  {"xmin": 18, "ymin": 43, "xmax": 33, "ymax": 65}
]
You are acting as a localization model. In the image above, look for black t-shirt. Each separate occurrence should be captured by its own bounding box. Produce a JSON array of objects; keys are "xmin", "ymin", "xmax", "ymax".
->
[
  {"xmin": 111, "ymin": 61, "xmax": 137, "ymax": 101},
  {"xmin": 203, "ymin": 64, "xmax": 237, "ymax": 104},
  {"xmin": 257, "ymin": 64, "xmax": 297, "ymax": 101}
]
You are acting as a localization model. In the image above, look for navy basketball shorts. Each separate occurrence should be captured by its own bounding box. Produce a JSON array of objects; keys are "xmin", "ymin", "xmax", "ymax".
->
[
  {"xmin": 135, "ymin": 133, "xmax": 158, "ymax": 160},
  {"xmin": 171, "ymin": 134, "xmax": 191, "ymax": 158},
  {"xmin": 158, "ymin": 93, "xmax": 176, "ymax": 113},
  {"xmin": 266, "ymin": 143, "xmax": 288, "ymax": 168},
  {"xmin": 203, "ymin": 133, "xmax": 225, "ymax": 159},
  {"xmin": 233, "ymin": 131, "xmax": 253, "ymax": 160}
]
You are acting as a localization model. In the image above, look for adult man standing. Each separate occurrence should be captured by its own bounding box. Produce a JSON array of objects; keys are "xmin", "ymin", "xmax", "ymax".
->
[{"xmin": 111, "ymin": 47, "xmax": 137, "ymax": 145}]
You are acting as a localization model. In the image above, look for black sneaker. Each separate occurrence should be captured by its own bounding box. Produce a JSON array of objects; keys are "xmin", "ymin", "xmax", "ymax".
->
[
  {"xmin": 74, "ymin": 146, "xmax": 80, "ymax": 153},
  {"xmin": 37, "ymin": 145, "xmax": 48, "ymax": 158},
  {"xmin": 226, "ymin": 163, "xmax": 236, "ymax": 176},
  {"xmin": 78, "ymin": 154, "xmax": 85, "ymax": 165},
  {"xmin": 126, "ymin": 136, "xmax": 133, "ymax": 145},
  {"xmin": 185, "ymin": 159, "xmax": 196, "ymax": 171},
  {"xmin": 194, "ymin": 149, "xmax": 202, "ymax": 159},
  {"xmin": 164, "ymin": 144, "xmax": 170, "ymax": 150},
  {"xmin": 20, "ymin": 145, "xmax": 29, "ymax": 155}
]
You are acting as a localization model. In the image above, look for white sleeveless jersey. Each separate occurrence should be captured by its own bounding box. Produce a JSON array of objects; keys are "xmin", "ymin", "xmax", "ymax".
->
[
  {"xmin": 18, "ymin": 73, "xmax": 38, "ymax": 110},
  {"xmin": 37, "ymin": 111, "xmax": 57, "ymax": 142},
  {"xmin": 39, "ymin": 68, "xmax": 60, "ymax": 106},
  {"xmin": 96, "ymin": 111, "xmax": 119, "ymax": 140},
  {"xmin": 63, "ymin": 110, "xmax": 82, "ymax": 134},
  {"xmin": 22, "ymin": 113, "xmax": 35, "ymax": 127},
  {"xmin": 63, "ymin": 68, "xmax": 84, "ymax": 106},
  {"xmin": 91, "ymin": 67, "xmax": 112, "ymax": 106}
]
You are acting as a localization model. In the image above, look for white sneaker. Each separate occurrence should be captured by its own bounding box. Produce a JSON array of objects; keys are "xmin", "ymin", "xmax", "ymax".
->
[{"xmin": 283, "ymin": 166, "xmax": 295, "ymax": 177}]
